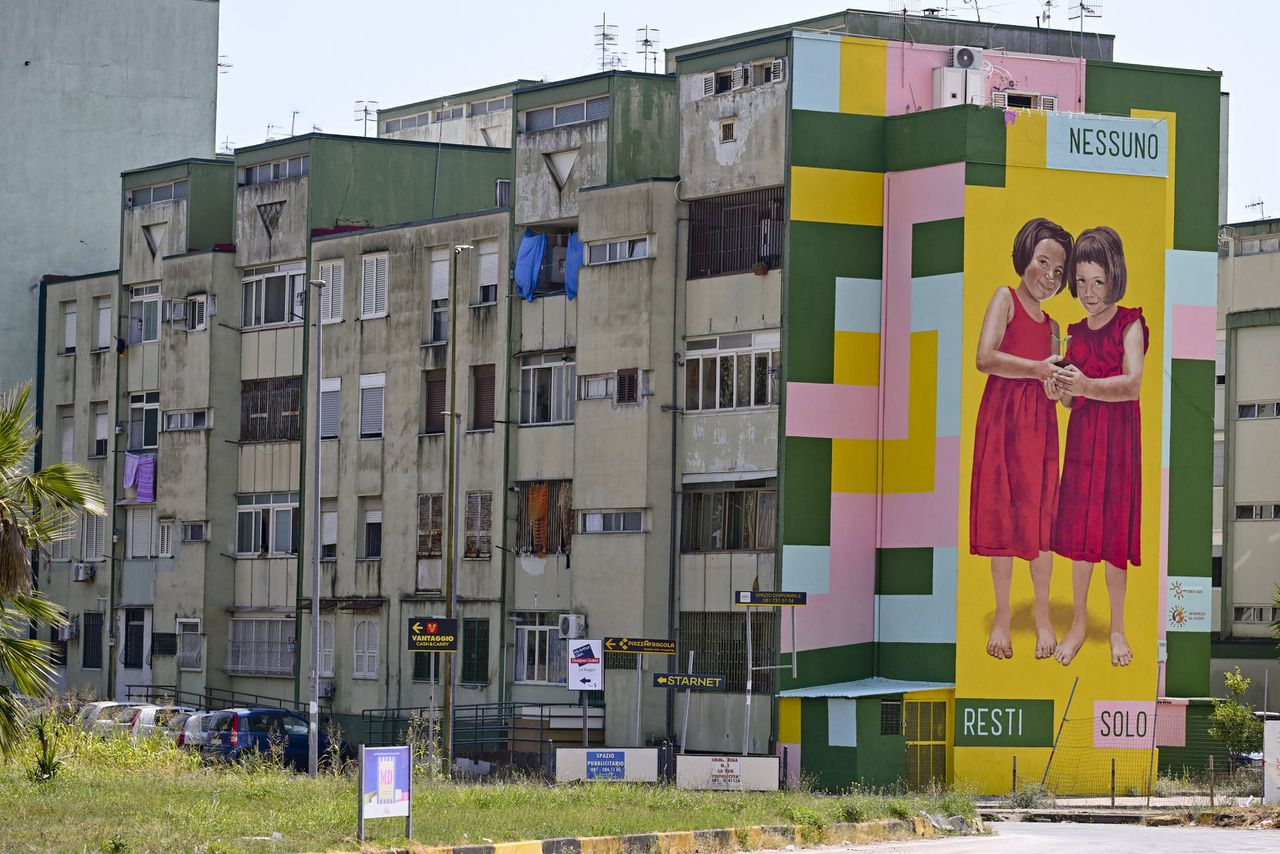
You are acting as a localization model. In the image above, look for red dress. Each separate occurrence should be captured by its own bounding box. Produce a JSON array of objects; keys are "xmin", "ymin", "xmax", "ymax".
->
[
  {"xmin": 1051, "ymin": 306, "xmax": 1148, "ymax": 569},
  {"xmin": 970, "ymin": 287, "xmax": 1059, "ymax": 560}
]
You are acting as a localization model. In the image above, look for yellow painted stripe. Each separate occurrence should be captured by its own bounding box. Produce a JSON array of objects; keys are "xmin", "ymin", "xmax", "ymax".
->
[
  {"xmin": 832, "ymin": 435, "xmax": 879, "ymax": 494},
  {"xmin": 657, "ymin": 831, "xmax": 696, "ymax": 854},
  {"xmin": 1005, "ymin": 109, "xmax": 1047, "ymax": 169},
  {"xmin": 580, "ymin": 837, "xmax": 623, "ymax": 854},
  {"xmin": 834, "ymin": 331, "xmax": 880, "ymax": 386},
  {"xmin": 790, "ymin": 167, "xmax": 884, "ymax": 226},
  {"xmin": 493, "ymin": 843, "xmax": 543, "ymax": 854},
  {"xmin": 1132, "ymin": 108, "xmax": 1177, "ymax": 250},
  {"xmin": 778, "ymin": 697, "xmax": 802, "ymax": 743},
  {"xmin": 839, "ymin": 37, "xmax": 887, "ymax": 116}
]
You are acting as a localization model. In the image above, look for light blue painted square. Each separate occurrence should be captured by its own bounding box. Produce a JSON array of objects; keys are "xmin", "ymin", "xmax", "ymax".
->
[
  {"xmin": 781, "ymin": 544, "xmax": 831, "ymax": 595},
  {"xmin": 834, "ymin": 277, "xmax": 882, "ymax": 333},
  {"xmin": 828, "ymin": 698, "xmax": 857, "ymax": 747},
  {"xmin": 911, "ymin": 274, "xmax": 963, "ymax": 437},
  {"xmin": 792, "ymin": 34, "xmax": 842, "ymax": 114},
  {"xmin": 875, "ymin": 547, "xmax": 958, "ymax": 644}
]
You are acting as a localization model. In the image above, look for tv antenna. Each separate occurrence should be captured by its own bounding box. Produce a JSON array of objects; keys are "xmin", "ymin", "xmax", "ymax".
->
[
  {"xmin": 1039, "ymin": 0, "xmax": 1056, "ymax": 28},
  {"xmin": 1246, "ymin": 198, "xmax": 1266, "ymax": 220},
  {"xmin": 353, "ymin": 100, "xmax": 378, "ymax": 137},
  {"xmin": 290, "ymin": 110, "xmax": 300, "ymax": 136},
  {"xmin": 594, "ymin": 14, "xmax": 626, "ymax": 71},
  {"xmin": 219, "ymin": 136, "xmax": 235, "ymax": 155},
  {"xmin": 217, "ymin": 55, "xmax": 233, "ymax": 74},
  {"xmin": 636, "ymin": 26, "xmax": 661, "ymax": 74},
  {"xmin": 266, "ymin": 123, "xmax": 286, "ymax": 141},
  {"xmin": 1069, "ymin": 1, "xmax": 1102, "ymax": 41}
]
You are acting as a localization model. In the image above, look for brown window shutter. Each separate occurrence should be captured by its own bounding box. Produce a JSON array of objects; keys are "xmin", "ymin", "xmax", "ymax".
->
[
  {"xmin": 472, "ymin": 364, "xmax": 495, "ymax": 430},
  {"xmin": 417, "ymin": 495, "xmax": 430, "ymax": 556},
  {"xmin": 425, "ymin": 370, "xmax": 446, "ymax": 434},
  {"xmin": 617, "ymin": 368, "xmax": 639, "ymax": 404}
]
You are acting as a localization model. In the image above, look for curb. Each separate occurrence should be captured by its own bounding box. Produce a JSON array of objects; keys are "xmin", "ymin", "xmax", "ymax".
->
[{"xmin": 351, "ymin": 817, "xmax": 982, "ymax": 854}]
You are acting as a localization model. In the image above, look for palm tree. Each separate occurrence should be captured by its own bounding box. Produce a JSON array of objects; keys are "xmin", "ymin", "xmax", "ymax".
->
[{"xmin": 0, "ymin": 382, "xmax": 104, "ymax": 755}]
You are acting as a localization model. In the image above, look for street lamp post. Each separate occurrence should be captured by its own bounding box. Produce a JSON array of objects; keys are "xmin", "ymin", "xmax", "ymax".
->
[{"xmin": 307, "ymin": 277, "xmax": 326, "ymax": 778}]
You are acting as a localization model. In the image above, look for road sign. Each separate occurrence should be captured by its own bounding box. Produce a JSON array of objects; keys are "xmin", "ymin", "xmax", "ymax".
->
[
  {"xmin": 567, "ymin": 638, "xmax": 603, "ymax": 691},
  {"xmin": 603, "ymin": 636, "xmax": 677, "ymax": 655},
  {"xmin": 734, "ymin": 590, "xmax": 807, "ymax": 607},
  {"xmin": 406, "ymin": 617, "xmax": 459, "ymax": 652},
  {"xmin": 653, "ymin": 672, "xmax": 725, "ymax": 691}
]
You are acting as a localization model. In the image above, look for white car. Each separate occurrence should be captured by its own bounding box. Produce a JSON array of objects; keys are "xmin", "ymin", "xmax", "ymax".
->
[
  {"xmin": 127, "ymin": 705, "xmax": 197, "ymax": 741},
  {"xmin": 172, "ymin": 710, "xmax": 219, "ymax": 749}
]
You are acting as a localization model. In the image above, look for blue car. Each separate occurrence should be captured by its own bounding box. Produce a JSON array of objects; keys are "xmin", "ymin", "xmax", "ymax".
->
[{"xmin": 201, "ymin": 707, "xmax": 348, "ymax": 769}]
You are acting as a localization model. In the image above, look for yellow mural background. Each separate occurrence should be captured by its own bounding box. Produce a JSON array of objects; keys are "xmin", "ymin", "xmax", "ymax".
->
[{"xmin": 954, "ymin": 112, "xmax": 1172, "ymax": 793}]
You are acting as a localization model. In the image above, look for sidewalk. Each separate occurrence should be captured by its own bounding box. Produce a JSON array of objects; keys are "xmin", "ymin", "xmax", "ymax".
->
[{"xmin": 977, "ymin": 796, "xmax": 1255, "ymax": 809}]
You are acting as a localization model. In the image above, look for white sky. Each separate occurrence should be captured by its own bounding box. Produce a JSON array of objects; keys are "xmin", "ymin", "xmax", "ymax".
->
[{"xmin": 216, "ymin": 0, "xmax": 1277, "ymax": 223}]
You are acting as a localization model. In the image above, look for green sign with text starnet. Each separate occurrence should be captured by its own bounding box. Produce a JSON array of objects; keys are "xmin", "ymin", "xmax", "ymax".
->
[{"xmin": 953, "ymin": 699, "xmax": 1054, "ymax": 747}]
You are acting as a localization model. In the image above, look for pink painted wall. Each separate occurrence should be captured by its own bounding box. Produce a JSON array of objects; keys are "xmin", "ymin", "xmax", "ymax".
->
[{"xmin": 884, "ymin": 42, "xmax": 1085, "ymax": 115}]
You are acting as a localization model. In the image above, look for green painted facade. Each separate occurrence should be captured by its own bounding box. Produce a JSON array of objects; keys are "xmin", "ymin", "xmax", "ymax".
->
[{"xmin": 608, "ymin": 76, "xmax": 679, "ymax": 184}]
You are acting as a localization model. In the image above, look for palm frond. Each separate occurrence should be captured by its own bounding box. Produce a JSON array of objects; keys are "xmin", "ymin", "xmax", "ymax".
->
[
  {"xmin": 0, "ymin": 686, "xmax": 28, "ymax": 758},
  {"xmin": 0, "ymin": 593, "xmax": 64, "ymax": 698},
  {"xmin": 0, "ymin": 383, "xmax": 36, "ymax": 479}
]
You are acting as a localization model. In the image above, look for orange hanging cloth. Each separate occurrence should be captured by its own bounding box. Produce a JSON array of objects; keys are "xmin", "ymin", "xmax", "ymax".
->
[{"xmin": 529, "ymin": 481, "xmax": 549, "ymax": 557}]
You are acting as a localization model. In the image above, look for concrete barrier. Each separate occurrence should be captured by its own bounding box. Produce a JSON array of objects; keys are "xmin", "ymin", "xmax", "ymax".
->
[
  {"xmin": 555, "ymin": 748, "xmax": 659, "ymax": 782},
  {"xmin": 675, "ymin": 755, "xmax": 779, "ymax": 791}
]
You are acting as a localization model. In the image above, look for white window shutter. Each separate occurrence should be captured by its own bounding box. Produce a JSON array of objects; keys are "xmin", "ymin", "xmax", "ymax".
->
[
  {"xmin": 158, "ymin": 520, "xmax": 173, "ymax": 557},
  {"xmin": 731, "ymin": 65, "xmax": 747, "ymax": 90},
  {"xmin": 361, "ymin": 256, "xmax": 381, "ymax": 317},
  {"xmin": 359, "ymin": 374, "xmax": 385, "ymax": 437},
  {"xmin": 702, "ymin": 74, "xmax": 714, "ymax": 97},
  {"xmin": 64, "ymin": 304, "xmax": 77, "ymax": 350},
  {"xmin": 353, "ymin": 620, "xmax": 366, "ymax": 676},
  {"xmin": 129, "ymin": 507, "xmax": 153, "ymax": 558},
  {"xmin": 96, "ymin": 300, "xmax": 112, "ymax": 350},
  {"xmin": 375, "ymin": 255, "xmax": 388, "ymax": 315},
  {"xmin": 771, "ymin": 58, "xmax": 785, "ymax": 82},
  {"xmin": 1040, "ymin": 94, "xmax": 1058, "ymax": 112},
  {"xmin": 60, "ymin": 415, "xmax": 74, "ymax": 462},
  {"xmin": 320, "ymin": 261, "xmax": 344, "ymax": 321},
  {"xmin": 368, "ymin": 618, "xmax": 380, "ymax": 675},
  {"xmin": 478, "ymin": 242, "xmax": 499, "ymax": 287},
  {"xmin": 991, "ymin": 90, "xmax": 1008, "ymax": 109},
  {"xmin": 320, "ymin": 618, "xmax": 334, "ymax": 677},
  {"xmin": 430, "ymin": 249, "xmax": 450, "ymax": 302},
  {"xmin": 321, "ymin": 511, "xmax": 337, "ymax": 549}
]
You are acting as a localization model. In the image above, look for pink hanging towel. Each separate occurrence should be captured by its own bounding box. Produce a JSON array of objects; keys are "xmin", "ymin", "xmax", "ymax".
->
[{"xmin": 135, "ymin": 455, "xmax": 156, "ymax": 503}]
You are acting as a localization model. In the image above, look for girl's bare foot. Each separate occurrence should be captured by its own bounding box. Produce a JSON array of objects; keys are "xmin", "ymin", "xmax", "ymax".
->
[
  {"xmin": 1054, "ymin": 622, "xmax": 1086, "ymax": 665},
  {"xmin": 987, "ymin": 618, "xmax": 1013, "ymax": 660},
  {"xmin": 1034, "ymin": 615, "xmax": 1057, "ymax": 659},
  {"xmin": 1110, "ymin": 631, "xmax": 1133, "ymax": 666}
]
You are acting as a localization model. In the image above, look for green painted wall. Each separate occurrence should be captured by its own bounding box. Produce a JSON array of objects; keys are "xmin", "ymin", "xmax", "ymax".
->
[
  {"xmin": 876, "ymin": 548, "xmax": 933, "ymax": 595},
  {"xmin": 780, "ymin": 642, "xmax": 874, "ymax": 692},
  {"xmin": 1084, "ymin": 61, "xmax": 1221, "ymax": 252},
  {"xmin": 878, "ymin": 643, "xmax": 956, "ymax": 682},
  {"xmin": 885, "ymin": 106, "xmax": 1006, "ymax": 176},
  {"xmin": 800, "ymin": 698, "xmax": 858, "ymax": 791},
  {"xmin": 781, "ymin": 436, "xmax": 830, "ymax": 546},
  {"xmin": 609, "ymin": 77, "xmax": 679, "ymax": 183},
  {"xmin": 1157, "ymin": 700, "xmax": 1228, "ymax": 776},
  {"xmin": 187, "ymin": 162, "xmax": 234, "ymax": 250},
  {"xmin": 855, "ymin": 698, "xmax": 907, "ymax": 788},
  {"xmin": 515, "ymin": 76, "xmax": 612, "ymax": 111},
  {"xmin": 791, "ymin": 111, "xmax": 885, "ymax": 172}
]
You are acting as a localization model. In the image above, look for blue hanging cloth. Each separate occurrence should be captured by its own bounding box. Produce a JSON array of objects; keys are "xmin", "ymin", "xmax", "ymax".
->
[
  {"xmin": 565, "ymin": 232, "xmax": 584, "ymax": 300},
  {"xmin": 514, "ymin": 229, "xmax": 547, "ymax": 302}
]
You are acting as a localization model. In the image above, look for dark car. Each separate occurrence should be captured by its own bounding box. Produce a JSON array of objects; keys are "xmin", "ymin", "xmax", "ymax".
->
[{"xmin": 201, "ymin": 707, "xmax": 347, "ymax": 769}]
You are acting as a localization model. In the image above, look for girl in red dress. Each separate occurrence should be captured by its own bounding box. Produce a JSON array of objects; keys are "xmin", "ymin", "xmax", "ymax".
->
[
  {"xmin": 972, "ymin": 218, "xmax": 1073, "ymax": 661},
  {"xmin": 1048, "ymin": 226, "xmax": 1148, "ymax": 668}
]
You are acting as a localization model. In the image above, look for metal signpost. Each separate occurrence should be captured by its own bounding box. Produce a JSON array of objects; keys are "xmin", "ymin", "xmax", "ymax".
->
[
  {"xmin": 567, "ymin": 639, "xmax": 603, "ymax": 746},
  {"xmin": 734, "ymin": 591, "xmax": 807, "ymax": 755},
  {"xmin": 358, "ymin": 745, "xmax": 412, "ymax": 843},
  {"xmin": 603, "ymin": 636, "xmax": 677, "ymax": 746}
]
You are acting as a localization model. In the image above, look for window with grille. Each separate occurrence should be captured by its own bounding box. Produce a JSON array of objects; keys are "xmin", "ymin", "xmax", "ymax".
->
[
  {"xmin": 359, "ymin": 373, "xmax": 385, "ymax": 438},
  {"xmin": 317, "ymin": 260, "xmax": 344, "ymax": 323},
  {"xmin": 320, "ymin": 378, "xmax": 340, "ymax": 439},
  {"xmin": 240, "ymin": 377, "xmax": 301, "ymax": 443},
  {"xmin": 513, "ymin": 612, "xmax": 566, "ymax": 684},
  {"xmin": 462, "ymin": 618, "xmax": 490, "ymax": 683},
  {"xmin": 904, "ymin": 701, "xmax": 947, "ymax": 791},
  {"xmin": 417, "ymin": 494, "xmax": 444, "ymax": 558},
  {"xmin": 681, "ymin": 484, "xmax": 777, "ymax": 552},
  {"xmin": 520, "ymin": 353, "xmax": 575, "ymax": 425},
  {"xmin": 423, "ymin": 370, "xmax": 446, "ymax": 434},
  {"xmin": 226, "ymin": 616, "xmax": 294, "ymax": 675},
  {"xmin": 177, "ymin": 619, "xmax": 203, "ymax": 671},
  {"xmin": 353, "ymin": 617, "xmax": 380, "ymax": 678},
  {"xmin": 495, "ymin": 180, "xmax": 511, "ymax": 209},
  {"xmin": 471, "ymin": 364, "xmax": 495, "ymax": 430},
  {"xmin": 688, "ymin": 187, "xmax": 784, "ymax": 279},
  {"xmin": 361, "ymin": 253, "xmax": 389, "ymax": 318},
  {"xmin": 515, "ymin": 480, "xmax": 573, "ymax": 555},
  {"xmin": 464, "ymin": 491, "xmax": 492, "ymax": 558},
  {"xmin": 242, "ymin": 264, "xmax": 305, "ymax": 329},
  {"xmin": 82, "ymin": 611, "xmax": 104, "ymax": 670},
  {"xmin": 413, "ymin": 649, "xmax": 441, "ymax": 682},
  {"xmin": 678, "ymin": 610, "xmax": 778, "ymax": 694},
  {"xmin": 880, "ymin": 699, "xmax": 903, "ymax": 736},
  {"xmin": 685, "ymin": 332, "xmax": 780, "ymax": 411}
]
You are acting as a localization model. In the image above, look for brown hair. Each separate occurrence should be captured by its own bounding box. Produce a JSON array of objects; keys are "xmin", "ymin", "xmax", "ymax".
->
[
  {"xmin": 1011, "ymin": 217, "xmax": 1073, "ymax": 295},
  {"xmin": 1069, "ymin": 226, "xmax": 1127, "ymax": 302}
]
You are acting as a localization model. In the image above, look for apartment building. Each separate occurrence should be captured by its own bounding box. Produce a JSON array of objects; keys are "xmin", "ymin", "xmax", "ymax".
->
[
  {"xmin": 378, "ymin": 81, "xmax": 538, "ymax": 150},
  {"xmin": 1212, "ymin": 219, "xmax": 1280, "ymax": 708}
]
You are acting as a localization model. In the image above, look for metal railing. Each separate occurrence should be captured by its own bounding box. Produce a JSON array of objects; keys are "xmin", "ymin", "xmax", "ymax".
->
[{"xmin": 125, "ymin": 684, "xmax": 325, "ymax": 715}]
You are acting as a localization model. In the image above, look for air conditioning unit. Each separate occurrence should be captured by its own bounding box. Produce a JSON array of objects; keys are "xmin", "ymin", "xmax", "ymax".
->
[
  {"xmin": 168, "ymin": 299, "xmax": 187, "ymax": 323},
  {"xmin": 949, "ymin": 46, "xmax": 984, "ymax": 70},
  {"xmin": 558, "ymin": 612, "xmax": 585, "ymax": 640},
  {"xmin": 71, "ymin": 562, "xmax": 95, "ymax": 582},
  {"xmin": 57, "ymin": 619, "xmax": 78, "ymax": 642},
  {"xmin": 318, "ymin": 679, "xmax": 335, "ymax": 700}
]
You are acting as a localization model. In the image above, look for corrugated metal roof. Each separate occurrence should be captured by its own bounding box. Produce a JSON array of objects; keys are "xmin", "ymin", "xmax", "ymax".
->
[{"xmin": 779, "ymin": 677, "xmax": 954, "ymax": 699}]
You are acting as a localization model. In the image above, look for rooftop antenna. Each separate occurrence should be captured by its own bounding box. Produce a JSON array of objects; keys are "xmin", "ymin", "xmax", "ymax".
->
[
  {"xmin": 1069, "ymin": 1, "xmax": 1102, "ymax": 44},
  {"xmin": 1247, "ymin": 198, "xmax": 1266, "ymax": 220},
  {"xmin": 266, "ymin": 123, "xmax": 285, "ymax": 142},
  {"xmin": 594, "ymin": 14, "xmax": 622, "ymax": 72},
  {"xmin": 353, "ymin": 100, "xmax": 378, "ymax": 138},
  {"xmin": 636, "ymin": 26, "xmax": 661, "ymax": 74},
  {"xmin": 217, "ymin": 55, "xmax": 232, "ymax": 74},
  {"xmin": 312, "ymin": 124, "xmax": 323, "ymax": 133},
  {"xmin": 219, "ymin": 136, "xmax": 235, "ymax": 155},
  {"xmin": 1040, "ymin": 0, "xmax": 1056, "ymax": 28},
  {"xmin": 290, "ymin": 110, "xmax": 300, "ymax": 136},
  {"xmin": 963, "ymin": 0, "xmax": 982, "ymax": 22}
]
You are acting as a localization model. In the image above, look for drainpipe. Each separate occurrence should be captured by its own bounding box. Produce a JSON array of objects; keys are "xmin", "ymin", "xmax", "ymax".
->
[{"xmin": 666, "ymin": 212, "xmax": 689, "ymax": 739}]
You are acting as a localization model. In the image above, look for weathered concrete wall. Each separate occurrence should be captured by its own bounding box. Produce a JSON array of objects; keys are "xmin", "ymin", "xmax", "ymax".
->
[
  {"xmin": 682, "ymin": 412, "xmax": 779, "ymax": 477},
  {"xmin": 678, "ymin": 73, "xmax": 787, "ymax": 199},
  {"xmin": 385, "ymin": 112, "xmax": 514, "ymax": 148},
  {"xmin": 235, "ymin": 178, "xmax": 310, "ymax": 269},
  {"xmin": 515, "ymin": 121, "xmax": 608, "ymax": 224},
  {"xmin": 122, "ymin": 199, "xmax": 190, "ymax": 286}
]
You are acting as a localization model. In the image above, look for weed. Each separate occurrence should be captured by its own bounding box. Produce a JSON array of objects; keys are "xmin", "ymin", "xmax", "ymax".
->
[
  {"xmin": 26, "ymin": 714, "xmax": 65, "ymax": 782},
  {"xmin": 1008, "ymin": 782, "xmax": 1051, "ymax": 809}
]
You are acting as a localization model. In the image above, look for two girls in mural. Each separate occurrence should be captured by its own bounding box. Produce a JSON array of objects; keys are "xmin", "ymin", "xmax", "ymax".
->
[{"xmin": 971, "ymin": 219, "xmax": 1148, "ymax": 668}]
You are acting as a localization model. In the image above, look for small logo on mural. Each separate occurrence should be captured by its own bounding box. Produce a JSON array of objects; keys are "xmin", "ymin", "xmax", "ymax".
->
[
  {"xmin": 1170, "ymin": 580, "xmax": 1186, "ymax": 600},
  {"xmin": 1168, "ymin": 605, "xmax": 1188, "ymax": 628}
]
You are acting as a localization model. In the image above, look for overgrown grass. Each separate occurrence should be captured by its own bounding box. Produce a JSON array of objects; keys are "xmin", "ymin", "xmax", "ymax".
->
[{"xmin": 0, "ymin": 721, "xmax": 976, "ymax": 854}]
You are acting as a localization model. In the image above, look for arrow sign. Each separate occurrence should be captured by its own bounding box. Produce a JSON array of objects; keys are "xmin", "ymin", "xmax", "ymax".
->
[
  {"xmin": 653, "ymin": 673, "xmax": 725, "ymax": 691},
  {"xmin": 406, "ymin": 617, "xmax": 459, "ymax": 652},
  {"xmin": 603, "ymin": 636, "xmax": 677, "ymax": 656},
  {"xmin": 566, "ymin": 638, "xmax": 604, "ymax": 691},
  {"xmin": 734, "ymin": 590, "xmax": 808, "ymax": 607}
]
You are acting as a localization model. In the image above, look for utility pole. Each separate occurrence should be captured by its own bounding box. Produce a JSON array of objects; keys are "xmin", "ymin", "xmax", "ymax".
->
[{"xmin": 307, "ymin": 278, "xmax": 326, "ymax": 778}]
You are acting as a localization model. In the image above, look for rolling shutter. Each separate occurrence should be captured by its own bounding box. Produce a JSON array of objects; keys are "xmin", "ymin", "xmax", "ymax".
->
[
  {"xmin": 472, "ymin": 365, "xmax": 495, "ymax": 430},
  {"xmin": 359, "ymin": 373, "xmax": 385, "ymax": 438},
  {"xmin": 424, "ymin": 370, "xmax": 446, "ymax": 434},
  {"xmin": 430, "ymin": 249, "xmax": 450, "ymax": 302},
  {"xmin": 319, "ymin": 378, "xmax": 340, "ymax": 439}
]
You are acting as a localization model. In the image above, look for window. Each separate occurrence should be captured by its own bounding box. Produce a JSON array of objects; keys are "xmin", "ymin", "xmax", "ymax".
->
[
  {"xmin": 317, "ymin": 260, "xmax": 344, "ymax": 323},
  {"xmin": 91, "ymin": 402, "xmax": 109, "ymax": 457},
  {"xmin": 1238, "ymin": 401, "xmax": 1279, "ymax": 419},
  {"xmin": 81, "ymin": 512, "xmax": 105, "ymax": 561},
  {"xmin": 239, "ymin": 155, "xmax": 309, "ymax": 186},
  {"xmin": 881, "ymin": 700, "xmax": 904, "ymax": 736},
  {"xmin": 1235, "ymin": 503, "xmax": 1280, "ymax": 521},
  {"xmin": 417, "ymin": 494, "xmax": 443, "ymax": 558},
  {"xmin": 685, "ymin": 333, "xmax": 781, "ymax": 411},
  {"xmin": 127, "ymin": 506, "xmax": 155, "ymax": 558},
  {"xmin": 50, "ymin": 535, "xmax": 71, "ymax": 562},
  {"xmin": 360, "ymin": 253, "xmax": 389, "ymax": 319},
  {"xmin": 164, "ymin": 409, "xmax": 208, "ymax": 431},
  {"xmin": 359, "ymin": 373, "xmax": 385, "ymax": 438},
  {"xmin": 581, "ymin": 375, "xmax": 613, "ymax": 400},
  {"xmin": 182, "ymin": 294, "xmax": 211, "ymax": 332},
  {"xmin": 678, "ymin": 610, "xmax": 778, "ymax": 693},
  {"xmin": 235, "ymin": 493, "xmax": 299, "ymax": 557},
  {"xmin": 515, "ymin": 480, "xmax": 573, "ymax": 555},
  {"xmin": 713, "ymin": 71, "xmax": 733, "ymax": 95},
  {"xmin": 182, "ymin": 521, "xmax": 207, "ymax": 543},
  {"xmin": 242, "ymin": 264, "xmax": 305, "ymax": 329},
  {"xmin": 688, "ymin": 187, "xmax": 784, "ymax": 278},
  {"xmin": 61, "ymin": 301, "xmax": 77, "ymax": 354},
  {"xmin": 226, "ymin": 616, "xmax": 294, "ymax": 675},
  {"xmin": 82, "ymin": 611, "xmax": 104, "ymax": 670},
  {"xmin": 428, "ymin": 248, "xmax": 449, "ymax": 342},
  {"xmin": 464, "ymin": 491, "xmax": 492, "ymax": 559},
  {"xmin": 681, "ymin": 484, "xmax": 778, "ymax": 552},
  {"xmin": 319, "ymin": 617, "xmax": 335, "ymax": 677},
  {"xmin": 240, "ymin": 377, "xmax": 301, "ymax": 442},
  {"xmin": 582, "ymin": 511, "xmax": 643, "ymax": 533},
  {"xmin": 435, "ymin": 105, "xmax": 464, "ymax": 121},
  {"xmin": 423, "ymin": 370, "xmax": 446, "ymax": 434},
  {"xmin": 471, "ymin": 364, "xmax": 495, "ymax": 430},
  {"xmin": 177, "ymin": 619, "xmax": 202, "ymax": 671},
  {"xmin": 586, "ymin": 237, "xmax": 648, "ymax": 265},
  {"xmin": 125, "ymin": 178, "xmax": 188, "ymax": 208},
  {"xmin": 462, "ymin": 618, "xmax": 489, "ymax": 684},
  {"xmin": 616, "ymin": 369, "xmax": 640, "ymax": 405},
  {"xmin": 320, "ymin": 503, "xmax": 337, "ymax": 560},
  {"xmin": 128, "ymin": 391, "xmax": 159, "ymax": 450},
  {"xmin": 59, "ymin": 407, "xmax": 73, "ymax": 463},
  {"xmin": 158, "ymin": 519, "xmax": 174, "ymax": 558},
  {"xmin": 413, "ymin": 650, "xmax": 441, "ymax": 682},
  {"xmin": 1234, "ymin": 606, "xmax": 1278, "ymax": 623},
  {"xmin": 496, "ymin": 179, "xmax": 511, "ymax": 208},
  {"xmin": 470, "ymin": 95, "xmax": 512, "ymax": 116},
  {"xmin": 353, "ymin": 617, "xmax": 380, "ymax": 678},
  {"xmin": 123, "ymin": 608, "xmax": 146, "ymax": 669},
  {"xmin": 720, "ymin": 119, "xmax": 735, "ymax": 143},
  {"xmin": 93, "ymin": 296, "xmax": 112, "ymax": 351},
  {"xmin": 1213, "ymin": 439, "xmax": 1224, "ymax": 488},
  {"xmin": 513, "ymin": 613, "xmax": 566, "ymax": 684},
  {"xmin": 320, "ymin": 378, "xmax": 340, "ymax": 439},
  {"xmin": 476, "ymin": 240, "xmax": 500, "ymax": 305},
  {"xmin": 128, "ymin": 285, "xmax": 160, "ymax": 344},
  {"xmin": 362, "ymin": 501, "xmax": 383, "ymax": 559},
  {"xmin": 522, "ymin": 96, "xmax": 608, "ymax": 133},
  {"xmin": 520, "ymin": 353, "xmax": 575, "ymax": 425}
]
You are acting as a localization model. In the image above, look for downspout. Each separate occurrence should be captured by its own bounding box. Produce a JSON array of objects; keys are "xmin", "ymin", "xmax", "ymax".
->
[
  {"xmin": 498, "ymin": 214, "xmax": 515, "ymax": 707},
  {"xmin": 293, "ymin": 168, "xmax": 315, "ymax": 711},
  {"xmin": 666, "ymin": 206, "xmax": 689, "ymax": 739},
  {"xmin": 108, "ymin": 180, "xmax": 130, "ymax": 700}
]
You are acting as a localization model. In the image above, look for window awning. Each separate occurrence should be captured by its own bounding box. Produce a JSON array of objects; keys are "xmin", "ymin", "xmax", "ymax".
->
[{"xmin": 779, "ymin": 677, "xmax": 954, "ymax": 700}]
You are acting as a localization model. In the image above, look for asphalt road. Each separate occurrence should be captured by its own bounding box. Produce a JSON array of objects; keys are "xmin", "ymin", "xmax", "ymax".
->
[{"xmin": 796, "ymin": 822, "xmax": 1277, "ymax": 852}]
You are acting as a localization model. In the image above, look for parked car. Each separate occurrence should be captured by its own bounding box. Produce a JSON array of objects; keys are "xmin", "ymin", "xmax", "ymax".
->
[
  {"xmin": 78, "ymin": 701, "xmax": 124, "ymax": 732},
  {"xmin": 172, "ymin": 710, "xmax": 220, "ymax": 749},
  {"xmin": 201, "ymin": 708, "xmax": 348, "ymax": 769},
  {"xmin": 126, "ymin": 705, "xmax": 197, "ymax": 741},
  {"xmin": 89, "ymin": 703, "xmax": 144, "ymax": 737}
]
